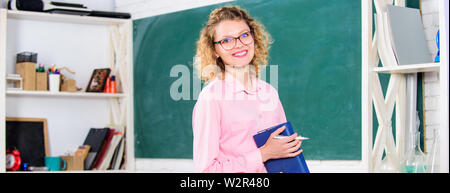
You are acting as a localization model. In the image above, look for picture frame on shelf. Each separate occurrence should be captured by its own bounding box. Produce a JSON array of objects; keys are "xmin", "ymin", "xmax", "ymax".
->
[{"xmin": 86, "ymin": 68, "xmax": 111, "ymax": 92}]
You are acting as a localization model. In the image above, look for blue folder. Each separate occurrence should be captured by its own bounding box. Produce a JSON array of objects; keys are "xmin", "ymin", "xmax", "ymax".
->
[{"xmin": 253, "ymin": 121, "xmax": 310, "ymax": 173}]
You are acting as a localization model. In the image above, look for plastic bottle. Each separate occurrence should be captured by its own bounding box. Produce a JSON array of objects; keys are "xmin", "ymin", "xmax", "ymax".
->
[
  {"xmin": 435, "ymin": 29, "xmax": 440, "ymax": 62},
  {"xmin": 104, "ymin": 76, "xmax": 111, "ymax": 93},
  {"xmin": 110, "ymin": 75, "xmax": 116, "ymax": 93}
]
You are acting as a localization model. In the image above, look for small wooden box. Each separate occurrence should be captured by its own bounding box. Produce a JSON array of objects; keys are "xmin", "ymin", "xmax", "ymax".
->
[
  {"xmin": 61, "ymin": 79, "xmax": 77, "ymax": 92},
  {"xmin": 16, "ymin": 62, "xmax": 36, "ymax": 90},
  {"xmin": 61, "ymin": 155, "xmax": 84, "ymax": 171},
  {"xmin": 36, "ymin": 72, "xmax": 48, "ymax": 91}
]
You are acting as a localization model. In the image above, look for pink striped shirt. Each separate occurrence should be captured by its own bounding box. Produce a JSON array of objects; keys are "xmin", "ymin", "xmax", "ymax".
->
[{"xmin": 192, "ymin": 72, "xmax": 287, "ymax": 173}]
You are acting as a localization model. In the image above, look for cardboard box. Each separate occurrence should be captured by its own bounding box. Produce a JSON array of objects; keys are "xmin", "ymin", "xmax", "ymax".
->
[
  {"xmin": 16, "ymin": 62, "xmax": 36, "ymax": 90},
  {"xmin": 36, "ymin": 72, "xmax": 48, "ymax": 91}
]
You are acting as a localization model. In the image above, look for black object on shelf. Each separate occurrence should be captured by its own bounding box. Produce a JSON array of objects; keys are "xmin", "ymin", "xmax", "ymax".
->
[
  {"xmin": 8, "ymin": 0, "xmax": 131, "ymax": 19},
  {"xmin": 16, "ymin": 51, "xmax": 37, "ymax": 63}
]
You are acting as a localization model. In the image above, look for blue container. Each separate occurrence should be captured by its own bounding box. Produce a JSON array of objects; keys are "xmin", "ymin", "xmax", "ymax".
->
[{"xmin": 435, "ymin": 30, "xmax": 440, "ymax": 62}]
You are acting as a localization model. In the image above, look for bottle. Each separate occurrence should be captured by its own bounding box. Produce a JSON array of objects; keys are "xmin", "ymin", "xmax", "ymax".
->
[
  {"xmin": 427, "ymin": 129, "xmax": 440, "ymax": 173},
  {"xmin": 110, "ymin": 75, "xmax": 116, "ymax": 93},
  {"xmin": 104, "ymin": 76, "xmax": 111, "ymax": 93},
  {"xmin": 435, "ymin": 29, "xmax": 440, "ymax": 62}
]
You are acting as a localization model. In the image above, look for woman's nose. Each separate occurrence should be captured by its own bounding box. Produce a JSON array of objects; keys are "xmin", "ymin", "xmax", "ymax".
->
[{"xmin": 235, "ymin": 38, "xmax": 245, "ymax": 49}]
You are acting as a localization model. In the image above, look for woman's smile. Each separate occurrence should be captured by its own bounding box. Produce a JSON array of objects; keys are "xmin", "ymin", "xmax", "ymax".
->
[{"xmin": 232, "ymin": 49, "xmax": 248, "ymax": 57}]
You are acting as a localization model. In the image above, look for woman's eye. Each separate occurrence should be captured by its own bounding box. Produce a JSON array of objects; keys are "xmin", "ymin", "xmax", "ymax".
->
[
  {"xmin": 222, "ymin": 38, "xmax": 233, "ymax": 43},
  {"xmin": 241, "ymin": 32, "xmax": 249, "ymax": 38}
]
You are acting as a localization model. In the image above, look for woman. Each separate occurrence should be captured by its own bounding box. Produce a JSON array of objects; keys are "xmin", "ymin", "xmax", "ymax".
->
[{"xmin": 192, "ymin": 6, "xmax": 303, "ymax": 173}]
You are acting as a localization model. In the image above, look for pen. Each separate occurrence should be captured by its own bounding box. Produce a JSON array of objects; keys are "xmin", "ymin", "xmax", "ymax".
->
[{"xmin": 274, "ymin": 135, "xmax": 309, "ymax": 140}]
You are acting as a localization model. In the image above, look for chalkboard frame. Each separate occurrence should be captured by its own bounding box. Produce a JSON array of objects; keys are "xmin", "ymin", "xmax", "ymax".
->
[{"xmin": 6, "ymin": 117, "xmax": 50, "ymax": 166}]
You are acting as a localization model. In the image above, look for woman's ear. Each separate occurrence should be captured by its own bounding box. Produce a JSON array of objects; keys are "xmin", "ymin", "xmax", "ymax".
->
[{"xmin": 214, "ymin": 50, "xmax": 219, "ymax": 58}]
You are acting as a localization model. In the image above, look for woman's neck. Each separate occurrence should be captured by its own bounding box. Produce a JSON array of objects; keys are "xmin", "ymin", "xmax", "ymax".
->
[{"xmin": 225, "ymin": 64, "xmax": 255, "ymax": 91}]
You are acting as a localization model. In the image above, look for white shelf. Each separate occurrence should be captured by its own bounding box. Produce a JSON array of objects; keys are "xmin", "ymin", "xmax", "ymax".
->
[
  {"xmin": 6, "ymin": 9, "xmax": 128, "ymax": 25},
  {"xmin": 6, "ymin": 90, "xmax": 126, "ymax": 98},
  {"xmin": 372, "ymin": 63, "xmax": 440, "ymax": 74},
  {"xmin": 7, "ymin": 169, "xmax": 131, "ymax": 173}
]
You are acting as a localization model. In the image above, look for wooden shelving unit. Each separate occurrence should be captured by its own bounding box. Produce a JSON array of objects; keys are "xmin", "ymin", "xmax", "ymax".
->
[
  {"xmin": 0, "ymin": 9, "xmax": 135, "ymax": 172},
  {"xmin": 361, "ymin": 0, "xmax": 448, "ymax": 173}
]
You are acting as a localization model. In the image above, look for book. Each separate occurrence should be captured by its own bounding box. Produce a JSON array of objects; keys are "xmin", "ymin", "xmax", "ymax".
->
[
  {"xmin": 253, "ymin": 121, "xmax": 310, "ymax": 173},
  {"xmin": 107, "ymin": 125, "xmax": 125, "ymax": 170},
  {"xmin": 386, "ymin": 5, "xmax": 433, "ymax": 65},
  {"xmin": 97, "ymin": 131, "xmax": 123, "ymax": 170},
  {"xmin": 111, "ymin": 137, "xmax": 124, "ymax": 170},
  {"xmin": 92, "ymin": 128, "xmax": 115, "ymax": 169},
  {"xmin": 83, "ymin": 128, "xmax": 110, "ymax": 170}
]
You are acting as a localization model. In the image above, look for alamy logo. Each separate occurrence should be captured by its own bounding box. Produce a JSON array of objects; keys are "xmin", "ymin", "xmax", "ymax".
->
[{"xmin": 169, "ymin": 61, "xmax": 280, "ymax": 110}]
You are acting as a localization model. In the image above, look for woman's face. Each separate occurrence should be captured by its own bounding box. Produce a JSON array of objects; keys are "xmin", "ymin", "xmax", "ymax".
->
[{"xmin": 213, "ymin": 19, "xmax": 255, "ymax": 67}]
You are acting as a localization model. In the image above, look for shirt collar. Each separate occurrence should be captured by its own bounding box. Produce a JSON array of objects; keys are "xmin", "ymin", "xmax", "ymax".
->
[{"xmin": 223, "ymin": 71, "xmax": 261, "ymax": 95}]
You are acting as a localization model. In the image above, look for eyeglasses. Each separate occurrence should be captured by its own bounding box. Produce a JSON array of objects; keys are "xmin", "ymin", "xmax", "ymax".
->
[{"xmin": 213, "ymin": 31, "xmax": 253, "ymax": 50}]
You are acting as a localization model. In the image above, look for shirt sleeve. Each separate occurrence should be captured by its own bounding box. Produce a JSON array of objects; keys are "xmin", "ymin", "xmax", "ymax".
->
[
  {"xmin": 276, "ymin": 91, "xmax": 288, "ymax": 123},
  {"xmin": 192, "ymin": 92, "xmax": 265, "ymax": 173}
]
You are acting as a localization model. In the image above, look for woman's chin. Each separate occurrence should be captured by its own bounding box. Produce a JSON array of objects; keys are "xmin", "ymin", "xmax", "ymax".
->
[{"xmin": 227, "ymin": 58, "xmax": 253, "ymax": 67}]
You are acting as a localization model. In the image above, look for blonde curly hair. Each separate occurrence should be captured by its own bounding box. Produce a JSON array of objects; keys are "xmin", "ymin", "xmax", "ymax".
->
[{"xmin": 194, "ymin": 5, "xmax": 272, "ymax": 82}]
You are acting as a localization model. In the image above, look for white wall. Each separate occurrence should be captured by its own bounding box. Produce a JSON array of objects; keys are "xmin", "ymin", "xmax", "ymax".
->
[{"xmin": 421, "ymin": 0, "xmax": 440, "ymax": 156}]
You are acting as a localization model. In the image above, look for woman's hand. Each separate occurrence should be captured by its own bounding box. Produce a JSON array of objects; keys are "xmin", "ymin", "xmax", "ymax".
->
[{"xmin": 259, "ymin": 126, "xmax": 303, "ymax": 162}]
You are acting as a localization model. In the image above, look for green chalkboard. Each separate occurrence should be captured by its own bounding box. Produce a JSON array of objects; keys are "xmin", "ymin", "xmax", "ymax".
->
[{"xmin": 133, "ymin": 0, "xmax": 362, "ymax": 159}]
